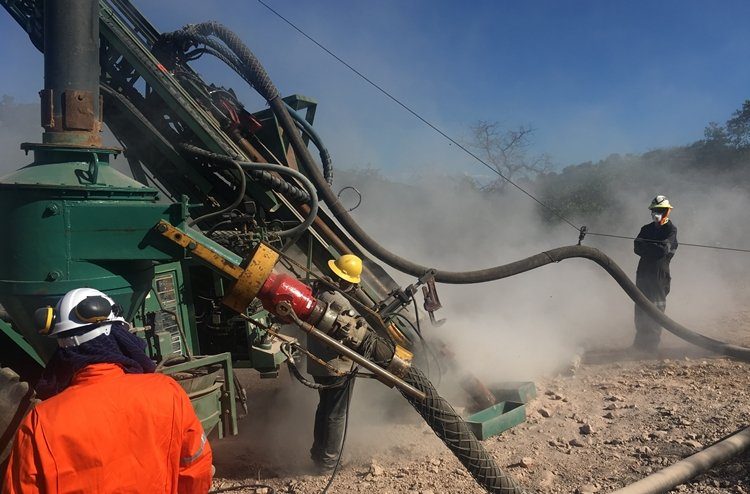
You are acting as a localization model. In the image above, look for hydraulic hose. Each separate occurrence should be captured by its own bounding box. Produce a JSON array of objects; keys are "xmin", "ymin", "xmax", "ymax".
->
[
  {"xmin": 180, "ymin": 144, "xmax": 319, "ymax": 239},
  {"xmin": 284, "ymin": 101, "xmax": 334, "ymax": 185},
  {"xmin": 187, "ymin": 151, "xmax": 246, "ymax": 227},
  {"xmin": 181, "ymin": 144, "xmax": 311, "ymax": 204},
  {"xmin": 610, "ymin": 425, "xmax": 750, "ymax": 494},
  {"xmin": 162, "ymin": 25, "xmax": 335, "ymax": 185}
]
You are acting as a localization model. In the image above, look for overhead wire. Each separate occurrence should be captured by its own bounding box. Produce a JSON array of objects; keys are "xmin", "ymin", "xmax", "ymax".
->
[
  {"xmin": 254, "ymin": 0, "xmax": 578, "ymax": 231},
  {"xmin": 255, "ymin": 0, "xmax": 750, "ymax": 256},
  {"xmin": 586, "ymin": 231, "xmax": 750, "ymax": 254}
]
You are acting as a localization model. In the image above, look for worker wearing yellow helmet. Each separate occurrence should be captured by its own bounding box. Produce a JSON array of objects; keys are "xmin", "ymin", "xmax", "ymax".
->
[
  {"xmin": 327, "ymin": 254, "xmax": 362, "ymax": 285},
  {"xmin": 307, "ymin": 254, "xmax": 363, "ymax": 473},
  {"xmin": 633, "ymin": 195, "xmax": 678, "ymax": 353}
]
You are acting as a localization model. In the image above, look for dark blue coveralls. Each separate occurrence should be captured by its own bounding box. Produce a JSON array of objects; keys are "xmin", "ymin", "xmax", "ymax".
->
[{"xmin": 633, "ymin": 220, "xmax": 678, "ymax": 350}]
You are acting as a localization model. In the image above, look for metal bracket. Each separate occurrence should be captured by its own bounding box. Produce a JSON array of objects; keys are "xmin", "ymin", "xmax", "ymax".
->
[
  {"xmin": 377, "ymin": 268, "xmax": 437, "ymax": 318},
  {"xmin": 421, "ymin": 277, "xmax": 445, "ymax": 327}
]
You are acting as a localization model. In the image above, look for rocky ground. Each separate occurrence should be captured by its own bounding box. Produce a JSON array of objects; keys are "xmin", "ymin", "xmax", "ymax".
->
[{"xmin": 211, "ymin": 308, "xmax": 750, "ymax": 494}]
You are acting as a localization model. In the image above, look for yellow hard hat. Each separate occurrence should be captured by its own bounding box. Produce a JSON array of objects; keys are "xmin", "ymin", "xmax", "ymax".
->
[
  {"xmin": 328, "ymin": 254, "xmax": 362, "ymax": 284},
  {"xmin": 649, "ymin": 195, "xmax": 673, "ymax": 210}
]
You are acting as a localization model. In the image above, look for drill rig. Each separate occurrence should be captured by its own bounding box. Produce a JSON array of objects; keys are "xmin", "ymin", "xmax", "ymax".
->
[{"xmin": 0, "ymin": 0, "xmax": 526, "ymax": 492}]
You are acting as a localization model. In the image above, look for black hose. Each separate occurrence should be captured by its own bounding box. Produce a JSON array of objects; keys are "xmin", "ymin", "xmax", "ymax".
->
[
  {"xmin": 187, "ymin": 153, "xmax": 246, "ymax": 227},
  {"xmin": 268, "ymin": 95, "xmax": 750, "ymax": 360},
  {"xmin": 284, "ymin": 102, "xmax": 334, "ymax": 185},
  {"xmin": 168, "ymin": 22, "xmax": 750, "ymax": 362},
  {"xmin": 401, "ymin": 366, "xmax": 525, "ymax": 493},
  {"xmin": 162, "ymin": 26, "xmax": 335, "ymax": 186},
  {"xmin": 181, "ymin": 143, "xmax": 311, "ymax": 204},
  {"xmin": 180, "ymin": 145, "xmax": 319, "ymax": 238},
  {"xmin": 161, "ymin": 22, "xmax": 280, "ymax": 102},
  {"xmin": 349, "ymin": 333, "xmax": 524, "ymax": 493}
]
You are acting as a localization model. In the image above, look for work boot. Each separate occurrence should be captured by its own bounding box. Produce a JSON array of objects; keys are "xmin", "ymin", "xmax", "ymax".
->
[
  {"xmin": 311, "ymin": 459, "xmax": 337, "ymax": 475},
  {"xmin": 628, "ymin": 344, "xmax": 659, "ymax": 359}
]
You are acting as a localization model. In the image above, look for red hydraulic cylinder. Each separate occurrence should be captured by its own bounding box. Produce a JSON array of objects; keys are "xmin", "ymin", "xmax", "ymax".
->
[{"xmin": 256, "ymin": 272, "xmax": 318, "ymax": 321}]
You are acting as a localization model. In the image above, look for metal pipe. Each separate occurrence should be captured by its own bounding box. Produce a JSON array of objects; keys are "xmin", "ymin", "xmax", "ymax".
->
[
  {"xmin": 276, "ymin": 301, "xmax": 426, "ymax": 401},
  {"xmin": 610, "ymin": 426, "xmax": 750, "ymax": 494},
  {"xmin": 42, "ymin": 0, "xmax": 102, "ymax": 146}
]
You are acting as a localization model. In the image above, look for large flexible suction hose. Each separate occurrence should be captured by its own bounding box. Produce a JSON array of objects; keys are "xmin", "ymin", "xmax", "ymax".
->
[
  {"xmin": 361, "ymin": 334, "xmax": 524, "ymax": 493},
  {"xmin": 170, "ymin": 22, "xmax": 750, "ymax": 362},
  {"xmin": 401, "ymin": 366, "xmax": 526, "ymax": 493},
  {"xmin": 270, "ymin": 87, "xmax": 750, "ymax": 362}
]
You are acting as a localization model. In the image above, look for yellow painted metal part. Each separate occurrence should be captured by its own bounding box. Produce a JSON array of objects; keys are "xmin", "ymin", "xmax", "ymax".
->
[
  {"xmin": 394, "ymin": 344, "xmax": 413, "ymax": 363},
  {"xmin": 386, "ymin": 322, "xmax": 410, "ymax": 349},
  {"xmin": 155, "ymin": 220, "xmax": 279, "ymax": 313},
  {"xmin": 223, "ymin": 244, "xmax": 279, "ymax": 313},
  {"xmin": 156, "ymin": 220, "xmax": 244, "ymax": 279}
]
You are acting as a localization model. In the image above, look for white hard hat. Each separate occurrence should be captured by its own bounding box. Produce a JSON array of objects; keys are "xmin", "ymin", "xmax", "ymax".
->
[
  {"xmin": 34, "ymin": 288, "xmax": 125, "ymax": 347},
  {"xmin": 649, "ymin": 195, "xmax": 673, "ymax": 210}
]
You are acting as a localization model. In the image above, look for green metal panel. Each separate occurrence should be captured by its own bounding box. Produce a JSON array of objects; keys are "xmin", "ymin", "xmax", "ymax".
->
[
  {"xmin": 466, "ymin": 402, "xmax": 526, "ymax": 440},
  {"xmin": 0, "ymin": 319, "xmax": 44, "ymax": 366},
  {"xmin": 160, "ymin": 353, "xmax": 238, "ymax": 438},
  {"xmin": 0, "ymin": 146, "xmax": 190, "ymax": 361},
  {"xmin": 491, "ymin": 382, "xmax": 537, "ymax": 404},
  {"xmin": 133, "ymin": 262, "xmax": 200, "ymax": 358}
]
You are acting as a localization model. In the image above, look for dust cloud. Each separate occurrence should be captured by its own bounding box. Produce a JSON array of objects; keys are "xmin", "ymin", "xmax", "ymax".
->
[
  {"xmin": 335, "ymin": 165, "xmax": 750, "ymax": 387},
  {"xmin": 0, "ymin": 99, "xmax": 124, "ymax": 175}
]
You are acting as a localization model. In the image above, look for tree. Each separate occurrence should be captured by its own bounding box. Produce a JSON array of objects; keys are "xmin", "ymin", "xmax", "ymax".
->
[
  {"xmin": 466, "ymin": 121, "xmax": 550, "ymax": 192},
  {"xmin": 702, "ymin": 99, "xmax": 750, "ymax": 149},
  {"xmin": 725, "ymin": 100, "xmax": 750, "ymax": 148}
]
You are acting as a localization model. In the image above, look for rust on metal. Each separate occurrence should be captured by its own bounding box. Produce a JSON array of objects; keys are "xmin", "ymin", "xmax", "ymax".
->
[
  {"xmin": 230, "ymin": 128, "xmax": 266, "ymax": 163},
  {"xmin": 63, "ymin": 90, "xmax": 96, "ymax": 131},
  {"xmin": 39, "ymin": 89, "xmax": 54, "ymax": 129}
]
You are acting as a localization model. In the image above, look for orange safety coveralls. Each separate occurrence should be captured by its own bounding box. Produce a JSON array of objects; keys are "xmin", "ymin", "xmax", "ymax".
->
[{"xmin": 2, "ymin": 363, "xmax": 213, "ymax": 494}]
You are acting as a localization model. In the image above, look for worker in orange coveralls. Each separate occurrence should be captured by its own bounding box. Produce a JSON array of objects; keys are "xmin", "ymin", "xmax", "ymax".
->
[{"xmin": 2, "ymin": 288, "xmax": 213, "ymax": 494}]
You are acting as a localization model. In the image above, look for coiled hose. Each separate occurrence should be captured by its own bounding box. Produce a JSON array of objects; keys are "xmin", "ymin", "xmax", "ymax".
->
[{"xmin": 231, "ymin": 41, "xmax": 750, "ymax": 361}]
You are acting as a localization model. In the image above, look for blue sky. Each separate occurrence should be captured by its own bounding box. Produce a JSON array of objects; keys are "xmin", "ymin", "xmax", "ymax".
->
[{"xmin": 2, "ymin": 0, "xmax": 750, "ymax": 177}]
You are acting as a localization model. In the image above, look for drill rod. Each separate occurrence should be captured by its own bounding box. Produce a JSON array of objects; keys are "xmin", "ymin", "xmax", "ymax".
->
[{"xmin": 276, "ymin": 301, "xmax": 426, "ymax": 401}]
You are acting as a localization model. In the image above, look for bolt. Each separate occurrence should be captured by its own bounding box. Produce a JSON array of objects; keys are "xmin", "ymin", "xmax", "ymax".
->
[
  {"xmin": 47, "ymin": 270, "xmax": 62, "ymax": 281},
  {"xmin": 44, "ymin": 204, "xmax": 60, "ymax": 216},
  {"xmin": 188, "ymin": 241, "xmax": 197, "ymax": 250},
  {"xmin": 156, "ymin": 223, "xmax": 167, "ymax": 233}
]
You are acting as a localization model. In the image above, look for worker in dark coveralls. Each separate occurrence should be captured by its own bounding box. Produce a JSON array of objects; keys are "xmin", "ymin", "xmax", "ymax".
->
[
  {"xmin": 633, "ymin": 195, "xmax": 678, "ymax": 352},
  {"xmin": 308, "ymin": 254, "xmax": 363, "ymax": 472}
]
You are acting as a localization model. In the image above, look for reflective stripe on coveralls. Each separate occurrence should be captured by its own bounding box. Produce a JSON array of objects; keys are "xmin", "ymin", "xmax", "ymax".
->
[{"xmin": 2, "ymin": 363, "xmax": 213, "ymax": 494}]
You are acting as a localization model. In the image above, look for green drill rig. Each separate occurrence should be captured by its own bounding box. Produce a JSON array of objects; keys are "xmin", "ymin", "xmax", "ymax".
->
[
  {"xmin": 0, "ymin": 0, "xmax": 429, "ymax": 432},
  {"xmin": 0, "ymin": 2, "xmax": 535, "ymax": 492}
]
